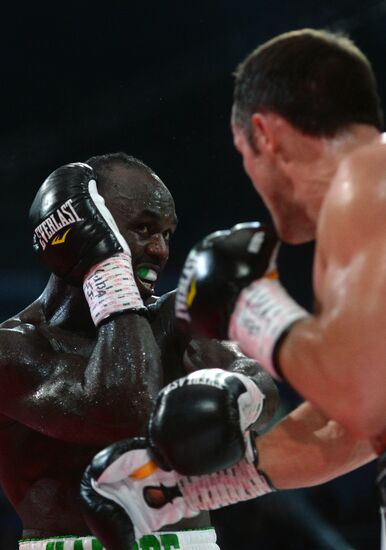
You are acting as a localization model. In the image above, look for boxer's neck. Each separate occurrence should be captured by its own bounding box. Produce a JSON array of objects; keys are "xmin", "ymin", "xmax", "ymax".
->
[
  {"xmin": 292, "ymin": 124, "xmax": 380, "ymax": 225},
  {"xmin": 325, "ymin": 124, "xmax": 380, "ymax": 158}
]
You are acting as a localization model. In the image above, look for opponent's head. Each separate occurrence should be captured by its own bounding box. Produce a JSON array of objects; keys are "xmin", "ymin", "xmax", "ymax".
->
[
  {"xmin": 231, "ymin": 28, "xmax": 383, "ymax": 243},
  {"xmin": 86, "ymin": 152, "xmax": 177, "ymax": 298}
]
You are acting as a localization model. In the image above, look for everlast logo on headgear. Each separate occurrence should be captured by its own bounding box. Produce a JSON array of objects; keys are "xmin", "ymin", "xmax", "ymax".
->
[{"xmin": 34, "ymin": 199, "xmax": 84, "ymax": 251}]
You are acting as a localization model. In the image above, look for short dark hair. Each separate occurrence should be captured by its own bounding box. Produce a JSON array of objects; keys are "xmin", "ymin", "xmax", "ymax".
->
[
  {"xmin": 85, "ymin": 152, "xmax": 156, "ymax": 192},
  {"xmin": 233, "ymin": 28, "xmax": 383, "ymax": 143}
]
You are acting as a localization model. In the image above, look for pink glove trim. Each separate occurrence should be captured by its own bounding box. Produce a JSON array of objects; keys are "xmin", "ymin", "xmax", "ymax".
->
[{"xmin": 179, "ymin": 457, "xmax": 273, "ymax": 510}]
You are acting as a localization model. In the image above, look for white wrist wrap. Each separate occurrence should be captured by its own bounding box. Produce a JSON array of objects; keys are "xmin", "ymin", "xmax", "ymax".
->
[
  {"xmin": 83, "ymin": 252, "xmax": 145, "ymax": 326},
  {"xmin": 179, "ymin": 458, "xmax": 273, "ymax": 510},
  {"xmin": 229, "ymin": 278, "xmax": 308, "ymax": 379}
]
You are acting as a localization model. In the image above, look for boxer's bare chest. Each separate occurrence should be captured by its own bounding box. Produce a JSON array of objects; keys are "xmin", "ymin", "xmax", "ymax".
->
[
  {"xmin": 0, "ymin": 298, "xmax": 185, "ymax": 533},
  {"xmin": 0, "ymin": 412, "xmax": 100, "ymax": 534},
  {"xmin": 0, "ymin": 306, "xmax": 177, "ymax": 470}
]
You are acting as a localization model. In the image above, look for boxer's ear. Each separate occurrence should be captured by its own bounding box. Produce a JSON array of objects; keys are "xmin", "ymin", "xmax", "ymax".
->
[
  {"xmin": 268, "ymin": 116, "xmax": 323, "ymax": 177},
  {"xmin": 251, "ymin": 112, "xmax": 302, "ymax": 163},
  {"xmin": 231, "ymin": 113, "xmax": 272, "ymax": 163},
  {"xmin": 250, "ymin": 113, "xmax": 276, "ymax": 157}
]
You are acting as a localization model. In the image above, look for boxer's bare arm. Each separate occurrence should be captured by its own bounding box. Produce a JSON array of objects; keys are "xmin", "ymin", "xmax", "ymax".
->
[
  {"xmin": 278, "ymin": 143, "xmax": 386, "ymax": 438},
  {"xmin": 165, "ymin": 338, "xmax": 373, "ymax": 487},
  {"xmin": 0, "ymin": 312, "xmax": 163, "ymax": 445},
  {"xmin": 257, "ymin": 401, "xmax": 376, "ymax": 489}
]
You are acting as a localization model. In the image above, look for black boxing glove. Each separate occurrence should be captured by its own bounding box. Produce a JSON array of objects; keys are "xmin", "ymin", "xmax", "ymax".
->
[
  {"xmin": 81, "ymin": 438, "xmax": 201, "ymax": 550},
  {"xmin": 175, "ymin": 222, "xmax": 278, "ymax": 340},
  {"xmin": 30, "ymin": 162, "xmax": 125, "ymax": 285},
  {"xmin": 148, "ymin": 367, "xmax": 272, "ymax": 475},
  {"xmin": 80, "ymin": 436, "xmax": 273, "ymax": 549},
  {"xmin": 30, "ymin": 162, "xmax": 145, "ymax": 324}
]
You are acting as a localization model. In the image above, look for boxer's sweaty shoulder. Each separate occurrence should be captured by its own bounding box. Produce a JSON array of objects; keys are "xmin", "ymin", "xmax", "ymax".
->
[
  {"xmin": 148, "ymin": 290, "xmax": 192, "ymax": 383},
  {"xmin": 310, "ymin": 140, "xmax": 386, "ymax": 437},
  {"xmin": 314, "ymin": 140, "xmax": 386, "ymax": 301}
]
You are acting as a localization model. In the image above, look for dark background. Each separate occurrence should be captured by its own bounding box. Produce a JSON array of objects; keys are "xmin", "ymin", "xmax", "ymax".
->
[{"xmin": 0, "ymin": 1, "xmax": 384, "ymax": 548}]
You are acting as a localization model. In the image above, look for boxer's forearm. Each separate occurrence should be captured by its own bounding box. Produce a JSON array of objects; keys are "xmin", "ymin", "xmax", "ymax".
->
[
  {"xmin": 281, "ymin": 171, "xmax": 386, "ymax": 440},
  {"xmin": 257, "ymin": 401, "xmax": 376, "ymax": 490},
  {"xmin": 86, "ymin": 314, "xmax": 163, "ymax": 421},
  {"xmin": 278, "ymin": 312, "xmax": 386, "ymax": 439}
]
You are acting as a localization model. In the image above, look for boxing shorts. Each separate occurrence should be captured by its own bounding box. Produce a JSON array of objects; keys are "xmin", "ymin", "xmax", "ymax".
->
[{"xmin": 19, "ymin": 528, "xmax": 220, "ymax": 549}]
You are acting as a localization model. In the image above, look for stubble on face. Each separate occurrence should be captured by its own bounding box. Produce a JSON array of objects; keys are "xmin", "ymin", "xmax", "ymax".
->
[{"xmin": 232, "ymin": 122, "xmax": 317, "ymax": 244}]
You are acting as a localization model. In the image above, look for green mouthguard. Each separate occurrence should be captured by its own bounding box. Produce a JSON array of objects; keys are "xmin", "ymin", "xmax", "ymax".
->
[{"xmin": 137, "ymin": 267, "xmax": 150, "ymax": 279}]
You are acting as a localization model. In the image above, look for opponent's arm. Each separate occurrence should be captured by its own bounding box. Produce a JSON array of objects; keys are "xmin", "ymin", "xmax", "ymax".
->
[
  {"xmin": 175, "ymin": 156, "xmax": 386, "ymax": 440},
  {"xmin": 79, "ymin": 401, "xmax": 375, "ymax": 550},
  {"xmin": 257, "ymin": 401, "xmax": 376, "ymax": 489},
  {"xmin": 0, "ymin": 163, "xmax": 163, "ymax": 444},
  {"xmin": 276, "ymin": 147, "xmax": 386, "ymax": 439}
]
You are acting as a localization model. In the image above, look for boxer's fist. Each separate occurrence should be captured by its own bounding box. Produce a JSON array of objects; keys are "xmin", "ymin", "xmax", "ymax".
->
[
  {"xmin": 175, "ymin": 222, "xmax": 278, "ymax": 339},
  {"xmin": 29, "ymin": 162, "xmax": 128, "ymax": 286},
  {"xmin": 148, "ymin": 368, "xmax": 266, "ymax": 475}
]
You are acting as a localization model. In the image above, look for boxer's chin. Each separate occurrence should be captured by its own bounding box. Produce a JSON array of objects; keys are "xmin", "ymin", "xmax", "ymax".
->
[
  {"xmin": 277, "ymin": 222, "xmax": 316, "ymax": 245},
  {"xmin": 135, "ymin": 265, "xmax": 160, "ymax": 299},
  {"xmin": 282, "ymin": 233, "xmax": 314, "ymax": 245},
  {"xmin": 135, "ymin": 276, "xmax": 155, "ymax": 299}
]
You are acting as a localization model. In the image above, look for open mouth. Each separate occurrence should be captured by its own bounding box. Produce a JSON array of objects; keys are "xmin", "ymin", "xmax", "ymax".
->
[{"xmin": 136, "ymin": 265, "xmax": 159, "ymax": 295}]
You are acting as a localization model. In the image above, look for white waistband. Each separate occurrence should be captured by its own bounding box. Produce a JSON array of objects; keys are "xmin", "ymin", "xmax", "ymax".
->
[
  {"xmin": 20, "ymin": 528, "xmax": 220, "ymax": 550},
  {"xmin": 19, "ymin": 537, "xmax": 101, "ymax": 550}
]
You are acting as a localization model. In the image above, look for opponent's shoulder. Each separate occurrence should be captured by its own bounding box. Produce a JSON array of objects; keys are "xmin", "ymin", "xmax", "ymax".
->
[
  {"xmin": 321, "ymin": 140, "xmax": 386, "ymax": 230},
  {"xmin": 146, "ymin": 290, "xmax": 176, "ymax": 320},
  {"xmin": 183, "ymin": 338, "xmax": 246, "ymax": 373},
  {"xmin": 147, "ymin": 290, "xmax": 192, "ymax": 381},
  {"xmin": 330, "ymin": 139, "xmax": 386, "ymax": 203},
  {"xmin": 316, "ymin": 139, "xmax": 386, "ymax": 271},
  {"xmin": 343, "ymin": 137, "xmax": 386, "ymax": 170},
  {"xmin": 146, "ymin": 290, "xmax": 180, "ymax": 350}
]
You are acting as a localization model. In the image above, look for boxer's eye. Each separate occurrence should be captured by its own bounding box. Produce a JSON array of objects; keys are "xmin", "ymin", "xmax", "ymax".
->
[
  {"xmin": 163, "ymin": 229, "xmax": 172, "ymax": 242},
  {"xmin": 136, "ymin": 223, "xmax": 151, "ymax": 236}
]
